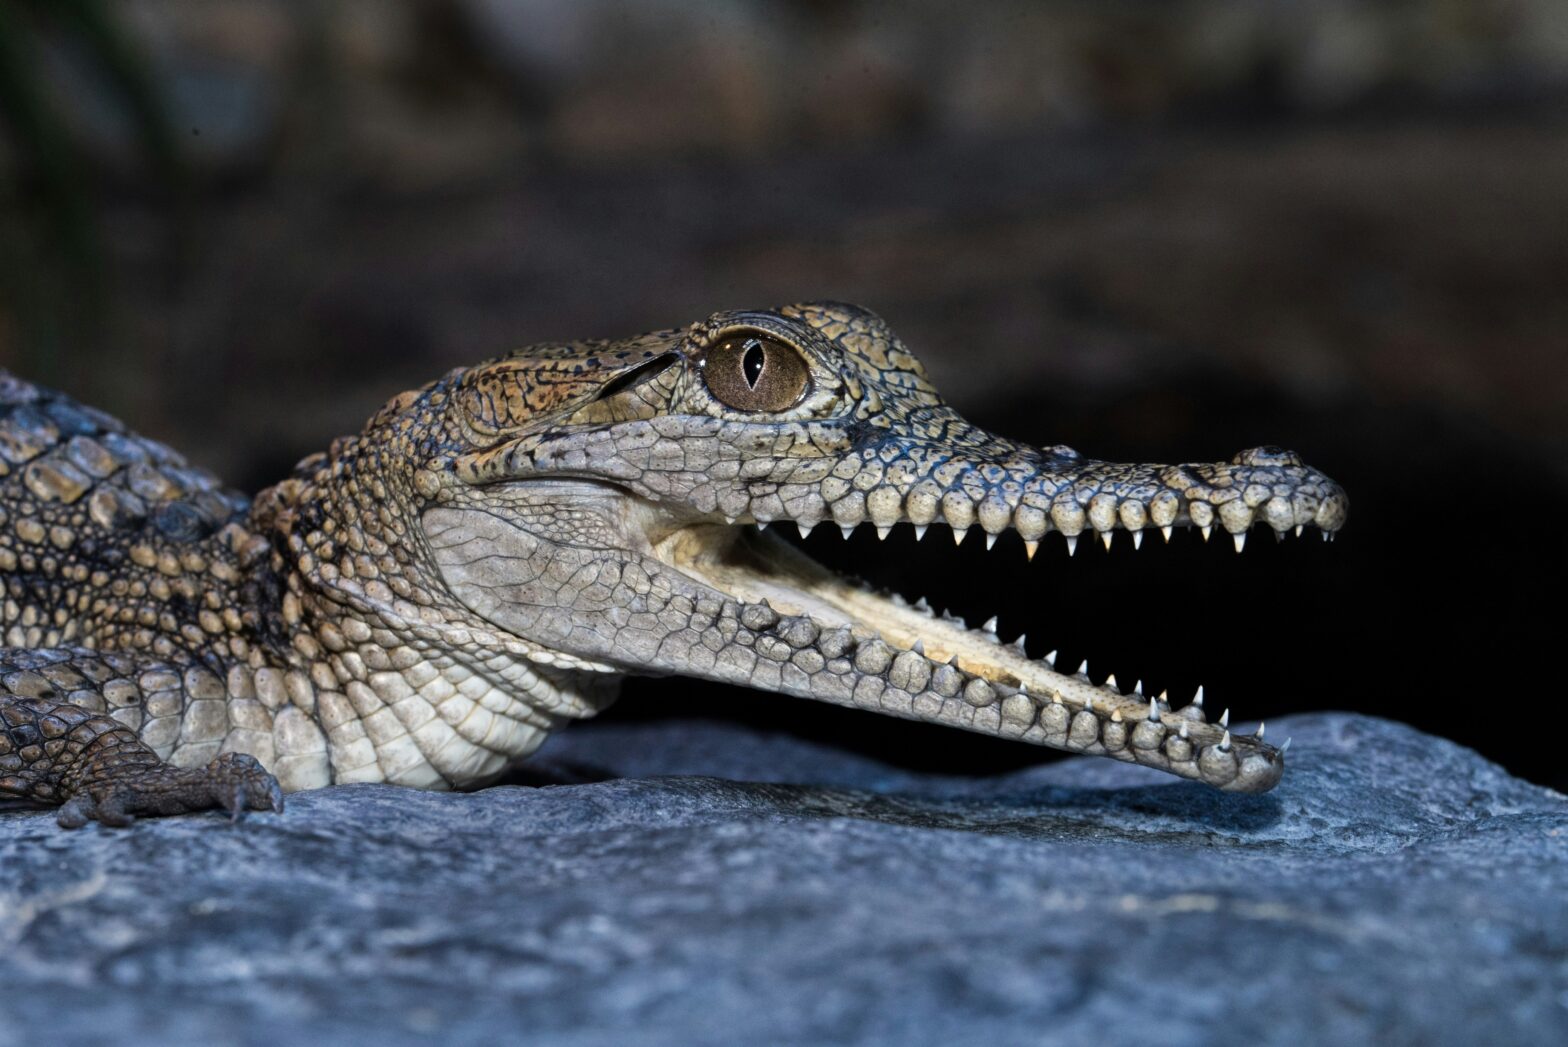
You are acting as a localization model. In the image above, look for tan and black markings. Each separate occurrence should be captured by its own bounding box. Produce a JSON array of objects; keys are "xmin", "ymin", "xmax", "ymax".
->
[{"xmin": 0, "ymin": 303, "xmax": 1346, "ymax": 826}]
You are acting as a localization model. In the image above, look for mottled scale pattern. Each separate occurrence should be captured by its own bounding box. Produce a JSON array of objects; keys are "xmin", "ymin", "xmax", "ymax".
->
[{"xmin": 0, "ymin": 301, "xmax": 1345, "ymax": 826}]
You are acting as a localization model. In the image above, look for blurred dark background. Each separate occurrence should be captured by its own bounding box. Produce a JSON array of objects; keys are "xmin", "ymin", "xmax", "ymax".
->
[{"xmin": 1, "ymin": 0, "xmax": 1564, "ymax": 789}]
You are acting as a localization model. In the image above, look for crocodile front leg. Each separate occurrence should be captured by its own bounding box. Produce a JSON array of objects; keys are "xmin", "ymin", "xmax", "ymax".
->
[{"xmin": 0, "ymin": 648, "xmax": 282, "ymax": 827}]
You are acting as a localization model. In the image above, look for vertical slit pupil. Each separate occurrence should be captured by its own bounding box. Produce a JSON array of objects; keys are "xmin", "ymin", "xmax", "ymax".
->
[{"xmin": 742, "ymin": 340, "xmax": 767, "ymax": 388}]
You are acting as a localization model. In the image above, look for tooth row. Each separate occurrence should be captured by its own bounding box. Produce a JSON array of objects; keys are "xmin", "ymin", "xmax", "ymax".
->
[{"xmin": 771, "ymin": 512, "xmax": 1330, "ymax": 558}]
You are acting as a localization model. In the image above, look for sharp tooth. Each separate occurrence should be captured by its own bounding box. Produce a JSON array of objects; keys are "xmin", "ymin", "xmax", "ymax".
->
[
  {"xmin": 1024, "ymin": 539, "xmax": 1039, "ymax": 560},
  {"xmin": 1009, "ymin": 634, "xmax": 1027, "ymax": 653},
  {"xmin": 1280, "ymin": 737, "xmax": 1292, "ymax": 754},
  {"xmin": 1100, "ymin": 530, "xmax": 1113, "ymax": 551},
  {"xmin": 1256, "ymin": 721, "xmax": 1266, "ymax": 740},
  {"xmin": 1233, "ymin": 531, "xmax": 1247, "ymax": 553},
  {"xmin": 985, "ymin": 532, "xmax": 997, "ymax": 551},
  {"xmin": 723, "ymin": 515, "xmax": 737, "ymax": 525},
  {"xmin": 1105, "ymin": 673, "xmax": 1118, "ymax": 691},
  {"xmin": 1082, "ymin": 694, "xmax": 1095, "ymax": 711},
  {"xmin": 1133, "ymin": 680, "xmax": 1143, "ymax": 695},
  {"xmin": 911, "ymin": 639, "xmax": 926, "ymax": 655},
  {"xmin": 914, "ymin": 525, "xmax": 929, "ymax": 541},
  {"xmin": 1070, "ymin": 660, "xmax": 1084, "ymax": 676},
  {"xmin": 1322, "ymin": 531, "xmax": 1330, "ymax": 541},
  {"xmin": 1200, "ymin": 525, "xmax": 1212, "ymax": 542},
  {"xmin": 1193, "ymin": 685, "xmax": 1205, "ymax": 708},
  {"xmin": 1147, "ymin": 696, "xmax": 1160, "ymax": 722},
  {"xmin": 1219, "ymin": 708, "xmax": 1230, "ymax": 728},
  {"xmin": 841, "ymin": 525, "xmax": 855, "ymax": 541},
  {"xmin": 1160, "ymin": 525, "xmax": 1172, "ymax": 543},
  {"xmin": 913, "ymin": 596, "xmax": 930, "ymax": 612},
  {"xmin": 1066, "ymin": 536, "xmax": 1078, "ymax": 556},
  {"xmin": 982, "ymin": 616, "xmax": 998, "ymax": 634},
  {"xmin": 797, "ymin": 522, "xmax": 813, "ymax": 540},
  {"xmin": 1179, "ymin": 721, "xmax": 1189, "ymax": 739},
  {"xmin": 954, "ymin": 527, "xmax": 967, "ymax": 547},
  {"xmin": 1110, "ymin": 708, "xmax": 1122, "ymax": 722},
  {"xmin": 1045, "ymin": 650, "xmax": 1057, "ymax": 666},
  {"xmin": 876, "ymin": 525, "xmax": 891, "ymax": 541},
  {"xmin": 1219, "ymin": 730, "xmax": 1232, "ymax": 752},
  {"xmin": 1132, "ymin": 530, "xmax": 1143, "ymax": 550},
  {"xmin": 948, "ymin": 655, "xmax": 961, "ymax": 667},
  {"xmin": 1050, "ymin": 690, "xmax": 1064, "ymax": 705},
  {"xmin": 1295, "ymin": 524, "xmax": 1304, "ymax": 538}
]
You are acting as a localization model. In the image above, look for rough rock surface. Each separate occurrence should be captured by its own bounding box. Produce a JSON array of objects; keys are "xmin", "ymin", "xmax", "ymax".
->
[{"xmin": 0, "ymin": 712, "xmax": 1562, "ymax": 1046}]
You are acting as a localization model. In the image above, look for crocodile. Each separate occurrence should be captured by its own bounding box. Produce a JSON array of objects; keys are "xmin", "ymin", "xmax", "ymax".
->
[{"xmin": 0, "ymin": 302, "xmax": 1346, "ymax": 827}]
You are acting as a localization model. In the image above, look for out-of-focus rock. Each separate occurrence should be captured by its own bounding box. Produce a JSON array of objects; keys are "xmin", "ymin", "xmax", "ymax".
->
[{"xmin": 0, "ymin": 713, "xmax": 1562, "ymax": 1045}]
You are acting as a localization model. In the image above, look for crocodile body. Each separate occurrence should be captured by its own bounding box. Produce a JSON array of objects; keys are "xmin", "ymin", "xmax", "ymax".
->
[{"xmin": 0, "ymin": 303, "xmax": 1345, "ymax": 826}]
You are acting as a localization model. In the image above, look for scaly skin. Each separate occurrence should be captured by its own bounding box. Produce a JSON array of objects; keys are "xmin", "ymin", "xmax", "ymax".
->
[{"xmin": 0, "ymin": 303, "xmax": 1345, "ymax": 826}]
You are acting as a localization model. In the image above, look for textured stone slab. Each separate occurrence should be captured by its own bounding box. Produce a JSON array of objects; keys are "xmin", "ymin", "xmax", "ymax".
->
[{"xmin": 0, "ymin": 713, "xmax": 1563, "ymax": 1046}]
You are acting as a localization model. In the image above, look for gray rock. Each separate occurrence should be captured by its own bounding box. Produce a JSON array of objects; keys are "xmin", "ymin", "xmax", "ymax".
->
[{"xmin": 0, "ymin": 713, "xmax": 1562, "ymax": 1047}]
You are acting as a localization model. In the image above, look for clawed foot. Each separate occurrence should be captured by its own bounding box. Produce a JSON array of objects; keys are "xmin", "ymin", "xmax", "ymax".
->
[{"xmin": 58, "ymin": 752, "xmax": 285, "ymax": 829}]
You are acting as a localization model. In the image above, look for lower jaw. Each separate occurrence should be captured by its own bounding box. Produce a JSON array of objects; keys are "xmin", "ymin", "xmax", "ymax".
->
[{"xmin": 654, "ymin": 522, "xmax": 1283, "ymax": 793}]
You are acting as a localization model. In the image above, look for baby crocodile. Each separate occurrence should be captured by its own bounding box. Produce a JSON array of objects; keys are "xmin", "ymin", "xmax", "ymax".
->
[{"xmin": 0, "ymin": 303, "xmax": 1345, "ymax": 826}]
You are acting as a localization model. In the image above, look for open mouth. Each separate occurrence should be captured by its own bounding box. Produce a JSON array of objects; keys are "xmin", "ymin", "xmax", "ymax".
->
[{"xmin": 648, "ymin": 510, "xmax": 1323, "ymax": 793}]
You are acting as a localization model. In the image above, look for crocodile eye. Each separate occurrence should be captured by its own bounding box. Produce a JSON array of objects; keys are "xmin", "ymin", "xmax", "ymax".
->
[{"xmin": 699, "ymin": 334, "xmax": 810, "ymax": 412}]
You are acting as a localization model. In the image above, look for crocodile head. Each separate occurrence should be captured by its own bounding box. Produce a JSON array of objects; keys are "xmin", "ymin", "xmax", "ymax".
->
[{"xmin": 299, "ymin": 302, "xmax": 1346, "ymax": 792}]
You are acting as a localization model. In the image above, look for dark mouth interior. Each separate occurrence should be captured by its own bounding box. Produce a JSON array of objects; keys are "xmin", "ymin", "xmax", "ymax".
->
[{"xmin": 585, "ymin": 513, "xmax": 1342, "ymax": 777}]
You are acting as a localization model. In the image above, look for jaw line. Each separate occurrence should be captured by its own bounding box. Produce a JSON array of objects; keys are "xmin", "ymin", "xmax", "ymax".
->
[{"xmin": 650, "ymin": 521, "xmax": 1157, "ymax": 724}]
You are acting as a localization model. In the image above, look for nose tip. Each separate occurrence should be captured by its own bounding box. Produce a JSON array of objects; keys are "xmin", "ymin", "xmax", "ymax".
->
[{"xmin": 1231, "ymin": 445, "xmax": 1304, "ymax": 467}]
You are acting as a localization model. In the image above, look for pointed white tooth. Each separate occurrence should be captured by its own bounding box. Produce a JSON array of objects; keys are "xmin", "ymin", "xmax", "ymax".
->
[
  {"xmin": 1045, "ymin": 650, "xmax": 1057, "ymax": 666},
  {"xmin": 1280, "ymin": 737, "xmax": 1292, "ymax": 754},
  {"xmin": 1256, "ymin": 721, "xmax": 1266, "ymax": 740},
  {"xmin": 1105, "ymin": 673, "xmax": 1118, "ymax": 691},
  {"xmin": 1009, "ymin": 634, "xmax": 1027, "ymax": 654},
  {"xmin": 954, "ymin": 527, "xmax": 967, "ymax": 547},
  {"xmin": 911, "ymin": 639, "xmax": 926, "ymax": 655},
  {"xmin": 798, "ymin": 522, "xmax": 813, "ymax": 540},
  {"xmin": 1160, "ymin": 525, "xmax": 1172, "ymax": 543},
  {"xmin": 913, "ymin": 596, "xmax": 930, "ymax": 612},
  {"xmin": 1219, "ymin": 708, "xmax": 1230, "ymax": 728},
  {"xmin": 948, "ymin": 655, "xmax": 961, "ymax": 667},
  {"xmin": 1233, "ymin": 531, "xmax": 1247, "ymax": 554},
  {"xmin": 1066, "ymin": 535, "xmax": 1079, "ymax": 556},
  {"xmin": 757, "ymin": 520, "xmax": 771, "ymax": 531},
  {"xmin": 1322, "ymin": 530, "xmax": 1330, "ymax": 541},
  {"xmin": 1193, "ymin": 685, "xmax": 1205, "ymax": 708},
  {"xmin": 1110, "ymin": 707, "xmax": 1122, "ymax": 722},
  {"xmin": 1024, "ymin": 540, "xmax": 1039, "ymax": 561},
  {"xmin": 890, "ymin": 592, "xmax": 907, "ymax": 607},
  {"xmin": 1200, "ymin": 525, "xmax": 1212, "ymax": 542},
  {"xmin": 1082, "ymin": 694, "xmax": 1094, "ymax": 711},
  {"xmin": 1147, "ymin": 696, "xmax": 1160, "ymax": 722},
  {"xmin": 876, "ymin": 525, "xmax": 891, "ymax": 541},
  {"xmin": 1100, "ymin": 530, "xmax": 1113, "ymax": 551},
  {"xmin": 914, "ymin": 525, "xmax": 929, "ymax": 541},
  {"xmin": 841, "ymin": 525, "xmax": 855, "ymax": 541},
  {"xmin": 1219, "ymin": 730, "xmax": 1232, "ymax": 752},
  {"xmin": 1070, "ymin": 660, "xmax": 1084, "ymax": 676},
  {"xmin": 1179, "ymin": 721, "xmax": 1189, "ymax": 739},
  {"xmin": 723, "ymin": 515, "xmax": 737, "ymax": 525},
  {"xmin": 985, "ymin": 532, "xmax": 998, "ymax": 551},
  {"xmin": 982, "ymin": 616, "xmax": 998, "ymax": 634},
  {"xmin": 1295, "ymin": 524, "xmax": 1304, "ymax": 538},
  {"xmin": 1133, "ymin": 680, "xmax": 1143, "ymax": 695},
  {"xmin": 1133, "ymin": 530, "xmax": 1143, "ymax": 550}
]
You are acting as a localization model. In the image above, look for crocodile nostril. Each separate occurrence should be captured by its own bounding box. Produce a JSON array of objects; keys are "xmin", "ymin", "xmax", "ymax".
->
[{"xmin": 1232, "ymin": 446, "xmax": 1303, "ymax": 467}]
